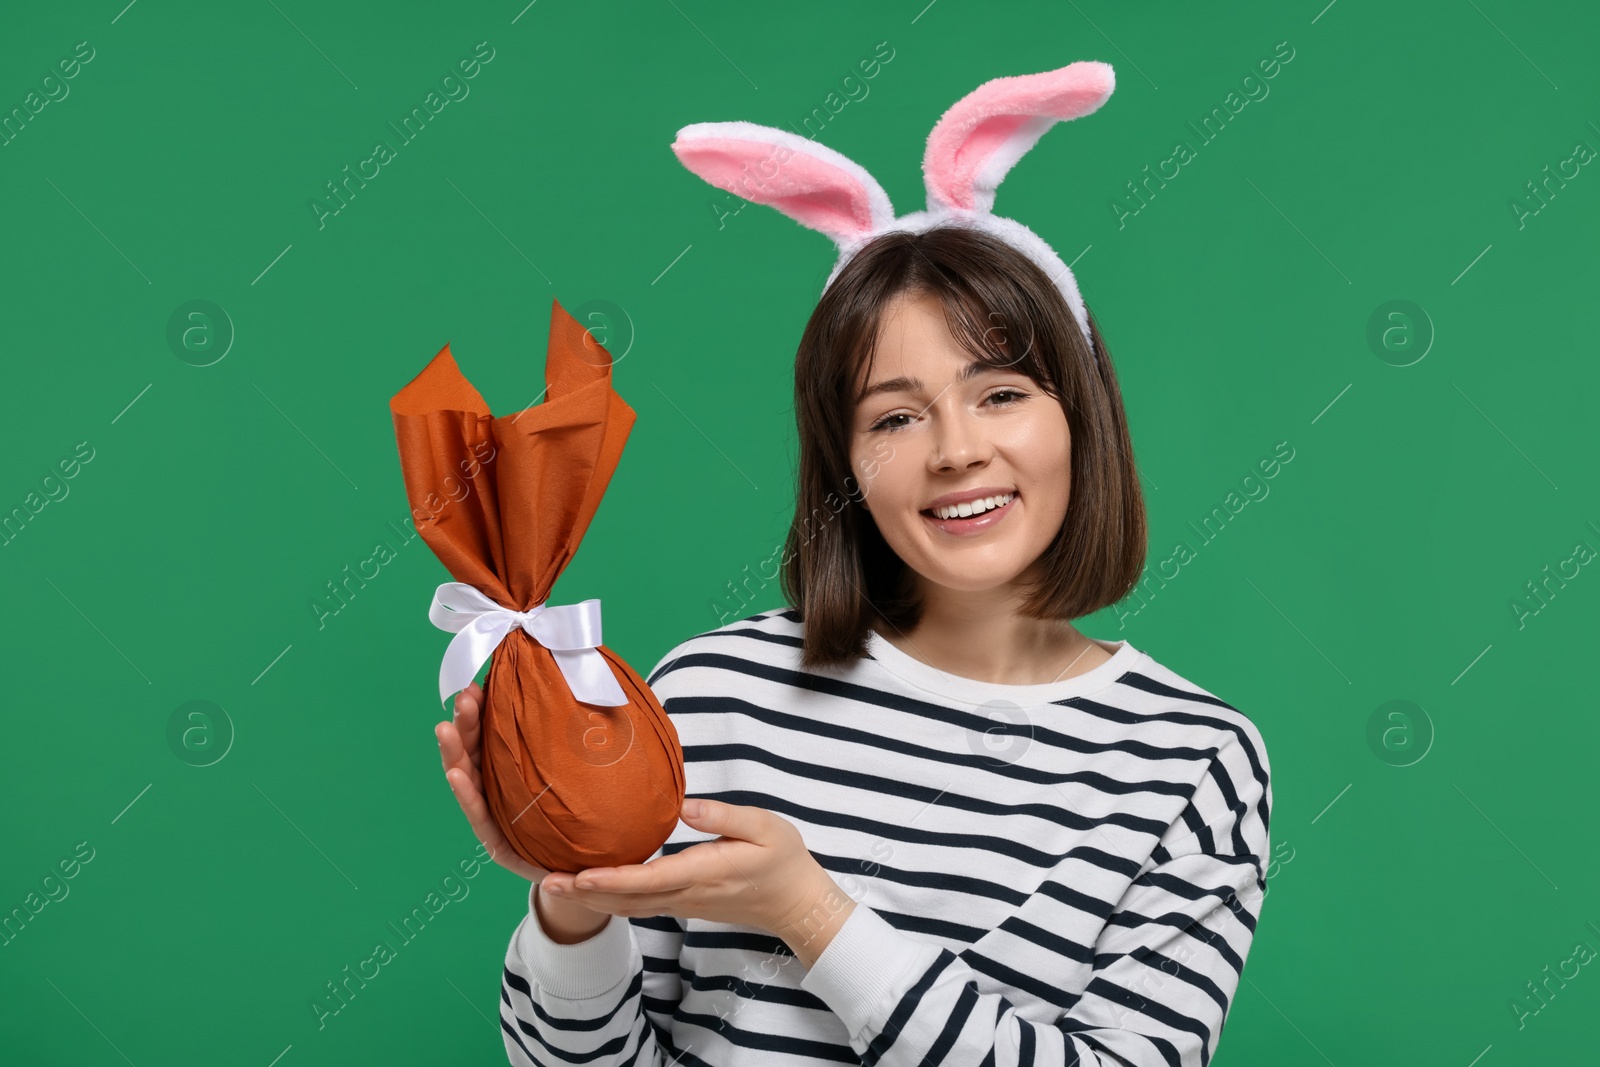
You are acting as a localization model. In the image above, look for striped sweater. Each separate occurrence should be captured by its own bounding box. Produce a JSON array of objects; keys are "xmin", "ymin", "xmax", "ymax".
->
[{"xmin": 500, "ymin": 608, "xmax": 1272, "ymax": 1067}]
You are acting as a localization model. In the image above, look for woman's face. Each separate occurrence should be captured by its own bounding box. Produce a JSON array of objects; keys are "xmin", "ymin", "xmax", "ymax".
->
[{"xmin": 848, "ymin": 290, "xmax": 1071, "ymax": 595}]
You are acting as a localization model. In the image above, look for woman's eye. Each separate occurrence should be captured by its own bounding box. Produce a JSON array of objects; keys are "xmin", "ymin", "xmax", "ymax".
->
[
  {"xmin": 869, "ymin": 413, "xmax": 911, "ymax": 433},
  {"xmin": 989, "ymin": 389, "xmax": 1028, "ymax": 406}
]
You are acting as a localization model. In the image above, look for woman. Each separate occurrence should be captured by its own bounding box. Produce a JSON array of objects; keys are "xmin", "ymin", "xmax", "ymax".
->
[{"xmin": 438, "ymin": 226, "xmax": 1272, "ymax": 1066}]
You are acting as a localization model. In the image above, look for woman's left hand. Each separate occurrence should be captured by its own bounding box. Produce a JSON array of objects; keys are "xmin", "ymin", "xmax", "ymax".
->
[{"xmin": 540, "ymin": 798, "xmax": 856, "ymax": 965}]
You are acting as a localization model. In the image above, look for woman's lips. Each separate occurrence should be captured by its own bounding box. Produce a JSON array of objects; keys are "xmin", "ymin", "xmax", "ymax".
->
[{"xmin": 920, "ymin": 493, "xmax": 1017, "ymax": 537}]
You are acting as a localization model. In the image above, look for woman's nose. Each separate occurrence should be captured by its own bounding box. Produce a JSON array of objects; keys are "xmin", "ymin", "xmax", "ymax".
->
[{"xmin": 928, "ymin": 405, "xmax": 990, "ymax": 471}]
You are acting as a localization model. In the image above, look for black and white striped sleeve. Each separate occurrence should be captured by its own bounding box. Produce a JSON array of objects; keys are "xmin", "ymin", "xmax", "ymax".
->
[
  {"xmin": 631, "ymin": 913, "xmax": 688, "ymax": 1054},
  {"xmin": 499, "ymin": 861, "xmax": 685, "ymax": 1066},
  {"xmin": 799, "ymin": 727, "xmax": 1272, "ymax": 1067}
]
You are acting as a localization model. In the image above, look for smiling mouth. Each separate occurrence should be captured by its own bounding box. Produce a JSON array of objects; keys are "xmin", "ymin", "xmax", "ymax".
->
[{"xmin": 920, "ymin": 491, "xmax": 1018, "ymax": 533}]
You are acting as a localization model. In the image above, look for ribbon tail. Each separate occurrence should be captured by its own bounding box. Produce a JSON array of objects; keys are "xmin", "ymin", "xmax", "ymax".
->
[
  {"xmin": 551, "ymin": 648, "xmax": 630, "ymax": 707},
  {"xmin": 438, "ymin": 611, "xmax": 517, "ymax": 707}
]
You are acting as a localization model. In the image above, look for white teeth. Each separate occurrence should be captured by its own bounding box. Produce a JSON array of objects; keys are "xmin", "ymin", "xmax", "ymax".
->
[{"xmin": 933, "ymin": 492, "xmax": 1014, "ymax": 520}]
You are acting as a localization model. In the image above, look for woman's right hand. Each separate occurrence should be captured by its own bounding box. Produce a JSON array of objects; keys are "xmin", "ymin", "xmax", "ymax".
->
[{"xmin": 437, "ymin": 682, "xmax": 612, "ymax": 942}]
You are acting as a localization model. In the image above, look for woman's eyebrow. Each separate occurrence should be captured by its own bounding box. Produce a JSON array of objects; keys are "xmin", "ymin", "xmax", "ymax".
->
[{"xmin": 857, "ymin": 361, "xmax": 1008, "ymax": 403}]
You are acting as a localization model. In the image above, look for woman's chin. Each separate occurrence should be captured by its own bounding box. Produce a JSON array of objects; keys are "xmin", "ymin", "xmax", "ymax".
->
[{"xmin": 909, "ymin": 551, "xmax": 1038, "ymax": 594}]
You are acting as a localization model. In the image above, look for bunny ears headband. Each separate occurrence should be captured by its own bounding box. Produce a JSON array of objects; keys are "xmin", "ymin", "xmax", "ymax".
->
[{"xmin": 670, "ymin": 60, "xmax": 1116, "ymax": 360}]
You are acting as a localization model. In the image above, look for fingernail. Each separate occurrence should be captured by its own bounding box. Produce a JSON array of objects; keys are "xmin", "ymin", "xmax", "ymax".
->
[
  {"xmin": 683, "ymin": 799, "xmax": 703, "ymax": 818},
  {"xmin": 545, "ymin": 882, "xmax": 564, "ymax": 896}
]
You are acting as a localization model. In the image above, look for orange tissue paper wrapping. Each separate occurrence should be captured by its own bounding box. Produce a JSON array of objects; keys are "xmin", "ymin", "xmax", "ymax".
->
[{"xmin": 389, "ymin": 297, "xmax": 685, "ymax": 872}]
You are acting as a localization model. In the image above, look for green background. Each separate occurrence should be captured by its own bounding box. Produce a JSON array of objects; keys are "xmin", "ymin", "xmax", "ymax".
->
[{"xmin": 2, "ymin": 0, "xmax": 1595, "ymax": 1063}]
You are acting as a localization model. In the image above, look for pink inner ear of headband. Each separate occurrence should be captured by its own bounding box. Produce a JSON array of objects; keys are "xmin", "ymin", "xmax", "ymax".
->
[
  {"xmin": 924, "ymin": 63, "xmax": 1116, "ymax": 212},
  {"xmin": 928, "ymin": 112, "xmax": 1033, "ymax": 212},
  {"xmin": 671, "ymin": 135, "xmax": 882, "ymax": 244}
]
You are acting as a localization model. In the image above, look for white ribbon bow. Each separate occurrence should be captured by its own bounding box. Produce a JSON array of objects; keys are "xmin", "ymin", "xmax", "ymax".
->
[{"xmin": 428, "ymin": 582, "xmax": 629, "ymax": 708}]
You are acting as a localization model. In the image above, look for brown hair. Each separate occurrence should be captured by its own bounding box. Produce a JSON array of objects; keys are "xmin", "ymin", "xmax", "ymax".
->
[{"xmin": 778, "ymin": 224, "xmax": 1147, "ymax": 670}]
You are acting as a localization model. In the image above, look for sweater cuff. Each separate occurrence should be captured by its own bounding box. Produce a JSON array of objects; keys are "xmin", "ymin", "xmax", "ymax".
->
[
  {"xmin": 799, "ymin": 901, "xmax": 938, "ymax": 1039},
  {"xmin": 514, "ymin": 883, "xmax": 635, "ymax": 1000}
]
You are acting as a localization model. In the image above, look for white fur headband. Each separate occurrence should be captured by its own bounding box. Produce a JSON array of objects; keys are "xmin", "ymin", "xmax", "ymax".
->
[{"xmin": 670, "ymin": 61, "xmax": 1116, "ymax": 360}]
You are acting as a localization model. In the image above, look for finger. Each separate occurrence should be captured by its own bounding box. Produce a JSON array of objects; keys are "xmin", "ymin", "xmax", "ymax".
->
[
  {"xmin": 540, "ymin": 869, "xmax": 577, "ymax": 888},
  {"xmin": 436, "ymin": 720, "xmax": 458, "ymax": 772},
  {"xmin": 448, "ymin": 777, "xmax": 546, "ymax": 884},
  {"xmin": 680, "ymin": 798, "xmax": 773, "ymax": 844},
  {"xmin": 435, "ymin": 722, "xmax": 481, "ymax": 792},
  {"xmin": 453, "ymin": 685, "xmax": 484, "ymax": 759},
  {"xmin": 445, "ymin": 772, "xmax": 543, "ymax": 883},
  {"xmin": 434, "ymin": 722, "xmax": 544, "ymax": 884},
  {"xmin": 445, "ymin": 765, "xmax": 506, "ymax": 849},
  {"xmin": 452, "ymin": 682, "xmax": 479, "ymax": 724},
  {"xmin": 491, "ymin": 842, "xmax": 547, "ymax": 884},
  {"xmin": 556, "ymin": 886, "xmax": 686, "ymax": 917},
  {"xmin": 576, "ymin": 857, "xmax": 700, "ymax": 895},
  {"xmin": 492, "ymin": 841, "xmax": 547, "ymax": 883},
  {"xmin": 582, "ymin": 838, "xmax": 755, "ymax": 895},
  {"xmin": 435, "ymin": 720, "xmax": 470, "ymax": 777}
]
